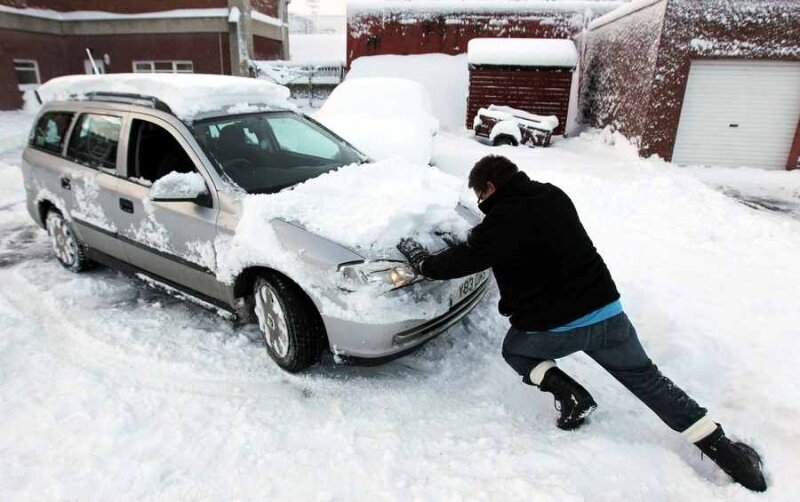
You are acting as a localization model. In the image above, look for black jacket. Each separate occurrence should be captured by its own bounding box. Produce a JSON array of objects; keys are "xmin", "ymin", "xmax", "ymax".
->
[{"xmin": 422, "ymin": 171, "xmax": 619, "ymax": 331}]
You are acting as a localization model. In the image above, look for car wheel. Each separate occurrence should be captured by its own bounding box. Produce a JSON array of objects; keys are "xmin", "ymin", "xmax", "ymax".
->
[
  {"xmin": 45, "ymin": 209, "xmax": 93, "ymax": 272},
  {"xmin": 253, "ymin": 273, "xmax": 326, "ymax": 372},
  {"xmin": 493, "ymin": 135, "xmax": 518, "ymax": 147}
]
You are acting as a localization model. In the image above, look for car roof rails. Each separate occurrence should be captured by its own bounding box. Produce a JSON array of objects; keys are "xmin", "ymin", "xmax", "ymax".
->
[{"xmin": 81, "ymin": 92, "xmax": 174, "ymax": 115}]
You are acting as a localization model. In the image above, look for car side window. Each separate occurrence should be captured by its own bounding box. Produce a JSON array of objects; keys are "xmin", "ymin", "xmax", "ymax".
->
[
  {"xmin": 30, "ymin": 112, "xmax": 74, "ymax": 155},
  {"xmin": 127, "ymin": 119, "xmax": 197, "ymax": 185},
  {"xmin": 66, "ymin": 114, "xmax": 122, "ymax": 171}
]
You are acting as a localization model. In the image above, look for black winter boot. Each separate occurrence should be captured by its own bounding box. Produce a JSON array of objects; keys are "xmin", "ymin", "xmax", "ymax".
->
[
  {"xmin": 696, "ymin": 426, "xmax": 767, "ymax": 492},
  {"xmin": 539, "ymin": 368, "xmax": 597, "ymax": 430}
]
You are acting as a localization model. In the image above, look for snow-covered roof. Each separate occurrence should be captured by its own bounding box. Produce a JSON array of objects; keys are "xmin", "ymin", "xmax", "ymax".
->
[
  {"xmin": 467, "ymin": 38, "xmax": 578, "ymax": 67},
  {"xmin": 36, "ymin": 74, "xmax": 291, "ymax": 120},
  {"xmin": 289, "ymin": 34, "xmax": 347, "ymax": 65},
  {"xmin": 0, "ymin": 4, "xmax": 286, "ymax": 27},
  {"xmin": 0, "ymin": 4, "xmax": 229, "ymax": 21},
  {"xmin": 588, "ymin": 0, "xmax": 665, "ymax": 30},
  {"xmin": 348, "ymin": 0, "xmax": 623, "ymax": 14}
]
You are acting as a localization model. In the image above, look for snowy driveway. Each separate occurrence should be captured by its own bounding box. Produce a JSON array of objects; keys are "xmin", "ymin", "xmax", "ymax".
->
[{"xmin": 1, "ymin": 111, "xmax": 799, "ymax": 500}]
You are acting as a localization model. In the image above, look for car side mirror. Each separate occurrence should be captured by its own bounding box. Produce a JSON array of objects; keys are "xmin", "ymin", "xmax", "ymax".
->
[{"xmin": 150, "ymin": 172, "xmax": 212, "ymax": 208}]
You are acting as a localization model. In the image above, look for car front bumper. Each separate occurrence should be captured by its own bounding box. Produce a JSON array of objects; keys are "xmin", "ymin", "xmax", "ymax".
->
[{"xmin": 321, "ymin": 275, "xmax": 490, "ymax": 362}]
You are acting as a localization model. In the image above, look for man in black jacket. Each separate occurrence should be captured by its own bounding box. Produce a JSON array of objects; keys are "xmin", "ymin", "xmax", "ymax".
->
[{"xmin": 397, "ymin": 155, "xmax": 766, "ymax": 492}]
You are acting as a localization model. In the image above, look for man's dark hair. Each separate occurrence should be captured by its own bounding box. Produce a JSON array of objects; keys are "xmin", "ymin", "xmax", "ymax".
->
[{"xmin": 468, "ymin": 155, "xmax": 519, "ymax": 191}]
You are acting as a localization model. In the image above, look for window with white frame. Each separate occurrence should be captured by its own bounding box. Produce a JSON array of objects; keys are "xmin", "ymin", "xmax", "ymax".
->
[
  {"xmin": 13, "ymin": 60, "xmax": 41, "ymax": 91},
  {"xmin": 132, "ymin": 61, "xmax": 194, "ymax": 74}
]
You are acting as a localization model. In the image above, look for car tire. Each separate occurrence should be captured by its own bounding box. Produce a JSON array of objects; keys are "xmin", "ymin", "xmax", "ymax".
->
[
  {"xmin": 45, "ymin": 209, "xmax": 94, "ymax": 272},
  {"xmin": 252, "ymin": 273, "xmax": 327, "ymax": 372},
  {"xmin": 493, "ymin": 135, "xmax": 518, "ymax": 147}
]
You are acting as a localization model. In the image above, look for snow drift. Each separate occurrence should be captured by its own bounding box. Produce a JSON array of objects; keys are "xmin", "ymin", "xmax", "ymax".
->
[{"xmin": 315, "ymin": 77, "xmax": 439, "ymax": 164}]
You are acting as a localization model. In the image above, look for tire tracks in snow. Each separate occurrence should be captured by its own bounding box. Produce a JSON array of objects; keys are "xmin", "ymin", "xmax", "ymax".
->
[{"xmin": 0, "ymin": 266, "xmax": 318, "ymax": 402}]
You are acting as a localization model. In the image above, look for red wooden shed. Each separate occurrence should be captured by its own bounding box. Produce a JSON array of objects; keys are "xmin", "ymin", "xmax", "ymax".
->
[{"xmin": 466, "ymin": 38, "xmax": 578, "ymax": 136}]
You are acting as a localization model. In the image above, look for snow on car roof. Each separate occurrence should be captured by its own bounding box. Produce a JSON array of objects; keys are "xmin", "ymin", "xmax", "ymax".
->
[
  {"xmin": 467, "ymin": 38, "xmax": 579, "ymax": 68},
  {"xmin": 36, "ymin": 73, "xmax": 292, "ymax": 120}
]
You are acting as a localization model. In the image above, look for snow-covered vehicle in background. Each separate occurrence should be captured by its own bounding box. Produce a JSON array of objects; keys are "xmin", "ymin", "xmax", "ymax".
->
[
  {"xmin": 473, "ymin": 105, "xmax": 559, "ymax": 147},
  {"xmin": 314, "ymin": 77, "xmax": 439, "ymax": 165},
  {"xmin": 23, "ymin": 74, "xmax": 488, "ymax": 372}
]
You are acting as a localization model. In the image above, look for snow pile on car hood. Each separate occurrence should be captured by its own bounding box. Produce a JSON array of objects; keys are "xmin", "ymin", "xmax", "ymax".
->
[
  {"xmin": 36, "ymin": 74, "xmax": 291, "ymax": 120},
  {"xmin": 236, "ymin": 157, "xmax": 470, "ymax": 255}
]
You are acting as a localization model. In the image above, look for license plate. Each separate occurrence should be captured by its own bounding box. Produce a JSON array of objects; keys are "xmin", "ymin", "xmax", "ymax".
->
[{"xmin": 450, "ymin": 270, "xmax": 488, "ymax": 307}]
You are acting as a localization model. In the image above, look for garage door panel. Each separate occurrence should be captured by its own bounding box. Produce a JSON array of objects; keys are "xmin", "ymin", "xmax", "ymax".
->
[{"xmin": 672, "ymin": 60, "xmax": 800, "ymax": 170}]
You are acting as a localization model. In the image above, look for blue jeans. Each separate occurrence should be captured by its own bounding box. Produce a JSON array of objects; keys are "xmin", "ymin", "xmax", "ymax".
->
[{"xmin": 502, "ymin": 312, "xmax": 707, "ymax": 432}]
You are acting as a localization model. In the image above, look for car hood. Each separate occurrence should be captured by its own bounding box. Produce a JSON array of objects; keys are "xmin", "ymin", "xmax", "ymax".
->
[{"xmin": 271, "ymin": 200, "xmax": 479, "ymax": 265}]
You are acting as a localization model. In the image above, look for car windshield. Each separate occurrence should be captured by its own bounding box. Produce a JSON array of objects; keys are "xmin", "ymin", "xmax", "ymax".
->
[{"xmin": 192, "ymin": 112, "xmax": 366, "ymax": 194}]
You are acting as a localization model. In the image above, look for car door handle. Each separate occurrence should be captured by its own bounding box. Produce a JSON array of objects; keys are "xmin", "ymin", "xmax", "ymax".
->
[
  {"xmin": 60, "ymin": 176, "xmax": 71, "ymax": 190},
  {"xmin": 119, "ymin": 198, "xmax": 134, "ymax": 214}
]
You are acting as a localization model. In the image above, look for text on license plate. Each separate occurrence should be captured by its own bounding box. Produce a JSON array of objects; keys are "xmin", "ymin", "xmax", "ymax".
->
[{"xmin": 451, "ymin": 271, "xmax": 488, "ymax": 307}]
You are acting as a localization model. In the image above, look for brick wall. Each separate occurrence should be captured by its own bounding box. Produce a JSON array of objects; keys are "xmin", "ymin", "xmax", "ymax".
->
[
  {"xmin": 0, "ymin": 0, "xmax": 227, "ymax": 12},
  {"xmin": 580, "ymin": 0, "xmax": 668, "ymax": 151},
  {"xmin": 64, "ymin": 32, "xmax": 230, "ymax": 75},
  {"xmin": 0, "ymin": 29, "xmax": 231, "ymax": 109},
  {"xmin": 253, "ymin": 35, "xmax": 281, "ymax": 60},
  {"xmin": 347, "ymin": 6, "xmax": 618, "ymax": 66},
  {"xmin": 0, "ymin": 44, "xmax": 23, "ymax": 109},
  {"xmin": 581, "ymin": 0, "xmax": 800, "ymax": 163},
  {"xmin": 250, "ymin": 0, "xmax": 279, "ymax": 18},
  {"xmin": 646, "ymin": 0, "xmax": 800, "ymax": 161}
]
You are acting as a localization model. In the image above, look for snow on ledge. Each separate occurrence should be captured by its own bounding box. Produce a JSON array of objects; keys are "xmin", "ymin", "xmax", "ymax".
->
[
  {"xmin": 588, "ymin": 0, "xmax": 665, "ymax": 30},
  {"xmin": 251, "ymin": 10, "xmax": 288, "ymax": 27},
  {"xmin": 0, "ymin": 5, "xmax": 229, "ymax": 21},
  {"xmin": 348, "ymin": 0, "xmax": 623, "ymax": 14},
  {"xmin": 468, "ymin": 38, "xmax": 578, "ymax": 68},
  {"xmin": 37, "ymin": 74, "xmax": 291, "ymax": 121}
]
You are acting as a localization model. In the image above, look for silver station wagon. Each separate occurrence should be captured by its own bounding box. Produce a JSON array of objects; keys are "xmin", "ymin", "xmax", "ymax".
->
[{"xmin": 22, "ymin": 75, "xmax": 489, "ymax": 372}]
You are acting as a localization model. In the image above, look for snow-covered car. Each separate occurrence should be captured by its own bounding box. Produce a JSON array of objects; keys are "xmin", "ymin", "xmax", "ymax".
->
[
  {"xmin": 314, "ymin": 77, "xmax": 439, "ymax": 165},
  {"xmin": 473, "ymin": 105, "xmax": 559, "ymax": 147},
  {"xmin": 23, "ymin": 74, "xmax": 488, "ymax": 372}
]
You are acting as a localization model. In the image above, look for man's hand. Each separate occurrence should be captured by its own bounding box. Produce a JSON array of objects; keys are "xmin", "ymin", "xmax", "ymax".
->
[{"xmin": 397, "ymin": 238, "xmax": 430, "ymax": 275}]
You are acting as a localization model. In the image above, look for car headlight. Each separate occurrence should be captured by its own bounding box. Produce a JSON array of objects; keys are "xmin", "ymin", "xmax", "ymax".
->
[{"xmin": 339, "ymin": 261, "xmax": 419, "ymax": 291}]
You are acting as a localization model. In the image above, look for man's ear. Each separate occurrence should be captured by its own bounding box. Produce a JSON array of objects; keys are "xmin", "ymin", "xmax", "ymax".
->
[{"xmin": 486, "ymin": 181, "xmax": 497, "ymax": 196}]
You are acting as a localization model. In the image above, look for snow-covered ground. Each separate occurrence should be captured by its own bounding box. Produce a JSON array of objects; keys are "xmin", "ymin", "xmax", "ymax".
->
[{"xmin": 1, "ymin": 108, "xmax": 799, "ymax": 500}]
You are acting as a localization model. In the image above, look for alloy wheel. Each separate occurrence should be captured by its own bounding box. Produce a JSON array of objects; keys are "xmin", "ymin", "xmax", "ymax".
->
[{"xmin": 254, "ymin": 282, "xmax": 290, "ymax": 358}]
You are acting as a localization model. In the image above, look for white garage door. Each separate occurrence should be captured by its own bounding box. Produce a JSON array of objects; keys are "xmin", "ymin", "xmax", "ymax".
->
[{"xmin": 672, "ymin": 60, "xmax": 800, "ymax": 170}]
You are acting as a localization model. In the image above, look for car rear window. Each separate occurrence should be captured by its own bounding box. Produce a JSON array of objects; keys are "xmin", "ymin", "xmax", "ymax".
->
[
  {"xmin": 30, "ymin": 112, "xmax": 74, "ymax": 155},
  {"xmin": 67, "ymin": 113, "xmax": 122, "ymax": 171}
]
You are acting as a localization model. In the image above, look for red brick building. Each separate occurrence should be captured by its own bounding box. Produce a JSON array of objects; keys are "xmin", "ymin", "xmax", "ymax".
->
[
  {"xmin": 346, "ymin": 1, "xmax": 620, "ymax": 64},
  {"xmin": 0, "ymin": 0, "xmax": 289, "ymax": 109},
  {"xmin": 580, "ymin": 0, "xmax": 800, "ymax": 170}
]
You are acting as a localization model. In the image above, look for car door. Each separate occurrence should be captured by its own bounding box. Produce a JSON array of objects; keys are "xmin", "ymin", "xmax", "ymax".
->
[
  {"xmin": 62, "ymin": 111, "xmax": 127, "ymax": 260},
  {"xmin": 113, "ymin": 114, "xmax": 223, "ymax": 302}
]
